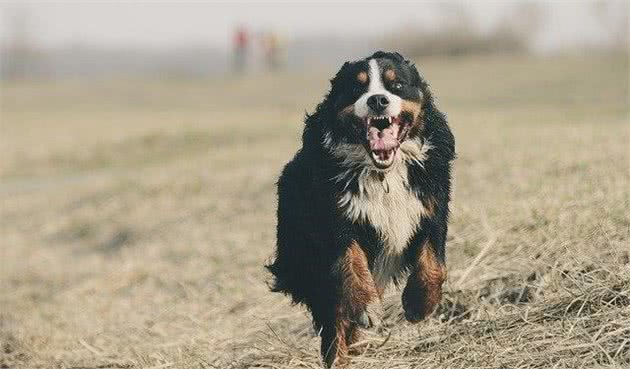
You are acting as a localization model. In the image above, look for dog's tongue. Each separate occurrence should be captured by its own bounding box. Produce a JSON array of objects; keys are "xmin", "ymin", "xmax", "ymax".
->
[{"xmin": 368, "ymin": 124, "xmax": 400, "ymax": 152}]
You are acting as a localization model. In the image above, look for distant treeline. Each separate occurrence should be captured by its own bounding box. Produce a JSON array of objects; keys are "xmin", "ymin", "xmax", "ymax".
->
[{"xmin": 384, "ymin": 2, "xmax": 627, "ymax": 58}]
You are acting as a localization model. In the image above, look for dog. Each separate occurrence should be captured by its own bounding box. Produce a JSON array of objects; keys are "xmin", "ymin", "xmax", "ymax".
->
[{"xmin": 266, "ymin": 51, "xmax": 455, "ymax": 367}]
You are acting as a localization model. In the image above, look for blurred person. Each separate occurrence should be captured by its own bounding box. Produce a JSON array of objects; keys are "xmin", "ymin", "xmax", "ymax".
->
[
  {"xmin": 233, "ymin": 25, "xmax": 249, "ymax": 73},
  {"xmin": 262, "ymin": 29, "xmax": 284, "ymax": 72}
]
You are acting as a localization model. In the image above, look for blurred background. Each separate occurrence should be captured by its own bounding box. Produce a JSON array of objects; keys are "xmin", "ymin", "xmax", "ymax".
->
[
  {"xmin": 1, "ymin": 2, "xmax": 629, "ymax": 369},
  {"xmin": 1, "ymin": 1, "xmax": 628, "ymax": 79}
]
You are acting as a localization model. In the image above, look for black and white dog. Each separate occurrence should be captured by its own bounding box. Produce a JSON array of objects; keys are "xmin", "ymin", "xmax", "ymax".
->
[{"xmin": 267, "ymin": 51, "xmax": 455, "ymax": 367}]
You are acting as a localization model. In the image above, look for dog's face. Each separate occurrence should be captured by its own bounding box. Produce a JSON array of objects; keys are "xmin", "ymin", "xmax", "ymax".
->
[{"xmin": 321, "ymin": 52, "xmax": 427, "ymax": 170}]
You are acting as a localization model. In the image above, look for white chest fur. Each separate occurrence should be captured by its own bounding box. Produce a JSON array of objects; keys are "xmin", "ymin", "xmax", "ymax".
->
[{"xmin": 337, "ymin": 162, "xmax": 428, "ymax": 290}]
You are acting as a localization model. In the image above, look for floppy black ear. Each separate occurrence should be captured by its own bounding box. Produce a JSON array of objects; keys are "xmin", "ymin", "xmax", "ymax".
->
[
  {"xmin": 305, "ymin": 62, "xmax": 351, "ymax": 127},
  {"xmin": 322, "ymin": 60, "xmax": 355, "ymax": 111},
  {"xmin": 329, "ymin": 61, "xmax": 351, "ymax": 88},
  {"xmin": 408, "ymin": 62, "xmax": 423, "ymax": 85},
  {"xmin": 390, "ymin": 51, "xmax": 405, "ymax": 62},
  {"xmin": 369, "ymin": 51, "xmax": 405, "ymax": 63},
  {"xmin": 414, "ymin": 68, "xmax": 433, "ymax": 108}
]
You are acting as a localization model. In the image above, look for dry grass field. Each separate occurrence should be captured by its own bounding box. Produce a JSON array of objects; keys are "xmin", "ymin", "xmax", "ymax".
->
[{"xmin": 1, "ymin": 54, "xmax": 629, "ymax": 369}]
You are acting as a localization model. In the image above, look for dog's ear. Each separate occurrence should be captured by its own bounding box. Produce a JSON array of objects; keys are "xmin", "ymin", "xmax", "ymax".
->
[
  {"xmin": 408, "ymin": 62, "xmax": 422, "ymax": 84},
  {"xmin": 370, "ymin": 51, "xmax": 405, "ymax": 63},
  {"xmin": 410, "ymin": 64, "xmax": 432, "ymax": 108},
  {"xmin": 326, "ymin": 61, "xmax": 354, "ymax": 105},
  {"xmin": 329, "ymin": 61, "xmax": 351, "ymax": 87},
  {"xmin": 305, "ymin": 62, "xmax": 351, "ymax": 126},
  {"xmin": 399, "ymin": 57, "xmax": 427, "ymax": 95},
  {"xmin": 390, "ymin": 51, "xmax": 405, "ymax": 63}
]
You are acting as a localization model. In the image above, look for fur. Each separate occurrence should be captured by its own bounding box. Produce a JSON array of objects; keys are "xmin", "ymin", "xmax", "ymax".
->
[{"xmin": 266, "ymin": 51, "xmax": 455, "ymax": 367}]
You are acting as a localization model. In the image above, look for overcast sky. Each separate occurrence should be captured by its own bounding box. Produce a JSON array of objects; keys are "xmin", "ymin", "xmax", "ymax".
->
[{"xmin": 0, "ymin": 1, "xmax": 627, "ymax": 52}]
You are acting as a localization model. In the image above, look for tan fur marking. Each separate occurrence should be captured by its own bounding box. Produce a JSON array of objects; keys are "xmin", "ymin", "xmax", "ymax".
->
[
  {"xmin": 339, "ymin": 242, "xmax": 379, "ymax": 316},
  {"xmin": 346, "ymin": 325, "xmax": 366, "ymax": 354},
  {"xmin": 419, "ymin": 244, "xmax": 447, "ymax": 304},
  {"xmin": 402, "ymin": 241, "xmax": 446, "ymax": 322},
  {"xmin": 423, "ymin": 196, "xmax": 437, "ymax": 218},
  {"xmin": 400, "ymin": 99, "xmax": 422, "ymax": 119},
  {"xmin": 321, "ymin": 308, "xmax": 350, "ymax": 368},
  {"xmin": 357, "ymin": 71, "xmax": 368, "ymax": 84},
  {"xmin": 384, "ymin": 69, "xmax": 396, "ymax": 82},
  {"xmin": 401, "ymin": 99, "xmax": 425, "ymax": 136},
  {"xmin": 337, "ymin": 104, "xmax": 355, "ymax": 119},
  {"xmin": 333, "ymin": 309, "xmax": 351, "ymax": 367}
]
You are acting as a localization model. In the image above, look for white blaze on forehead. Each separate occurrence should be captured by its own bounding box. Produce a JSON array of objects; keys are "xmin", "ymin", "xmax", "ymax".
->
[
  {"xmin": 354, "ymin": 59, "xmax": 402, "ymax": 118},
  {"xmin": 368, "ymin": 59, "xmax": 385, "ymax": 91}
]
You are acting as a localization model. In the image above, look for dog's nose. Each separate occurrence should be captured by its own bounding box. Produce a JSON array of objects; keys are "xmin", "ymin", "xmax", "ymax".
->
[{"xmin": 367, "ymin": 94, "xmax": 390, "ymax": 113}]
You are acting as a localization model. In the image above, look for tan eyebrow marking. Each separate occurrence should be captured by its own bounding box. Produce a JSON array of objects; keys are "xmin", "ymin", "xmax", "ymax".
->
[
  {"xmin": 357, "ymin": 71, "xmax": 368, "ymax": 84},
  {"xmin": 384, "ymin": 69, "xmax": 396, "ymax": 82}
]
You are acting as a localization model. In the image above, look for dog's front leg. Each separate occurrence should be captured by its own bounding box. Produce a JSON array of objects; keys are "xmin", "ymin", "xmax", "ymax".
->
[
  {"xmin": 320, "ymin": 241, "xmax": 380, "ymax": 368},
  {"xmin": 402, "ymin": 240, "xmax": 447, "ymax": 323},
  {"xmin": 338, "ymin": 241, "xmax": 382, "ymax": 329}
]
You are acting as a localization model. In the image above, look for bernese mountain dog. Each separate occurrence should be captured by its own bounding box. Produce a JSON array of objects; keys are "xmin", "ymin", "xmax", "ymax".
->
[{"xmin": 266, "ymin": 51, "xmax": 455, "ymax": 367}]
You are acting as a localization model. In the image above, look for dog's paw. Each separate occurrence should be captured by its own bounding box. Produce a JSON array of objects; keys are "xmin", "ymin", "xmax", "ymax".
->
[
  {"xmin": 402, "ymin": 283, "xmax": 440, "ymax": 323},
  {"xmin": 403, "ymin": 303, "xmax": 430, "ymax": 323},
  {"xmin": 352, "ymin": 302, "xmax": 383, "ymax": 329}
]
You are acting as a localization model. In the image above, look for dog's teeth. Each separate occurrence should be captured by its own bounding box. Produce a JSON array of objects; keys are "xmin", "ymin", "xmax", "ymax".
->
[{"xmin": 388, "ymin": 117, "xmax": 392, "ymax": 123}]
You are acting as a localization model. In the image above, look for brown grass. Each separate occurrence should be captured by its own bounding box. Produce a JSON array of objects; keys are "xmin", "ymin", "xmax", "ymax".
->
[{"xmin": 1, "ymin": 54, "xmax": 629, "ymax": 369}]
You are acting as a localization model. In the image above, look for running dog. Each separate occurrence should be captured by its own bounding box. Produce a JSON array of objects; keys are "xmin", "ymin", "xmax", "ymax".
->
[{"xmin": 266, "ymin": 51, "xmax": 455, "ymax": 367}]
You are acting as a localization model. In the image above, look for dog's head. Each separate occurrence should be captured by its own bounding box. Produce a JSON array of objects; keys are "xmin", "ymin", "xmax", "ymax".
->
[{"xmin": 312, "ymin": 51, "xmax": 431, "ymax": 170}]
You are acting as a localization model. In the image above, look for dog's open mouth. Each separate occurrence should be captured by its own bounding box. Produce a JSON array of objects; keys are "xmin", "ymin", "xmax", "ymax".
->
[{"xmin": 365, "ymin": 114, "xmax": 411, "ymax": 169}]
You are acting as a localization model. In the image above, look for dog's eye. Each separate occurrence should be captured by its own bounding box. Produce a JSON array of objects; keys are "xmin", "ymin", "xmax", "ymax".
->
[{"xmin": 392, "ymin": 82, "xmax": 403, "ymax": 91}]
